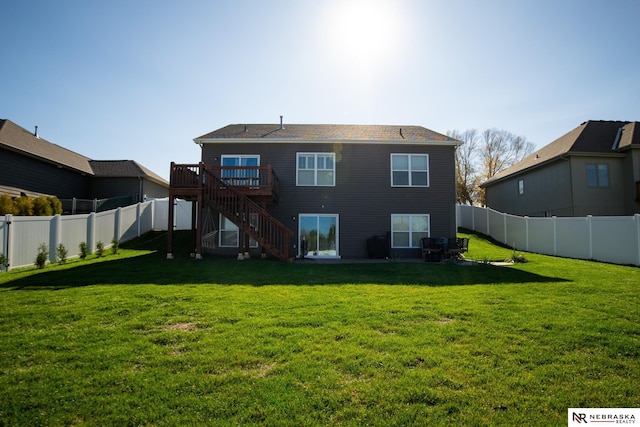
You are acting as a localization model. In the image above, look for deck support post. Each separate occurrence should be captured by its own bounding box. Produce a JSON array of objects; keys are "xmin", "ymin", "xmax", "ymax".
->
[{"xmin": 194, "ymin": 193, "xmax": 203, "ymax": 260}]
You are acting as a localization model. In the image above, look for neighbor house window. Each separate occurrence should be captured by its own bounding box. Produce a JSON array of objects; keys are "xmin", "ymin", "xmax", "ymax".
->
[
  {"xmin": 219, "ymin": 215, "xmax": 258, "ymax": 248},
  {"xmin": 297, "ymin": 153, "xmax": 335, "ymax": 186},
  {"xmin": 518, "ymin": 179, "xmax": 524, "ymax": 195},
  {"xmin": 391, "ymin": 154, "xmax": 429, "ymax": 186},
  {"xmin": 391, "ymin": 214, "xmax": 430, "ymax": 248},
  {"xmin": 587, "ymin": 164, "xmax": 609, "ymax": 187}
]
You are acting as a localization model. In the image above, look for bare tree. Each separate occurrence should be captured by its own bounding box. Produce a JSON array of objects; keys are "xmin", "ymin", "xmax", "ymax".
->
[
  {"xmin": 449, "ymin": 129, "xmax": 481, "ymax": 205},
  {"xmin": 449, "ymin": 128, "xmax": 535, "ymax": 206},
  {"xmin": 479, "ymin": 129, "xmax": 534, "ymax": 181}
]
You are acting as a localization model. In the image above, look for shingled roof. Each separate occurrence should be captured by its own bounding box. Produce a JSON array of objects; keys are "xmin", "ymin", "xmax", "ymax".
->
[
  {"xmin": 0, "ymin": 119, "xmax": 168, "ymax": 186},
  {"xmin": 482, "ymin": 120, "xmax": 640, "ymax": 186},
  {"xmin": 195, "ymin": 123, "xmax": 459, "ymax": 144},
  {"xmin": 0, "ymin": 118, "xmax": 93, "ymax": 174},
  {"xmin": 89, "ymin": 160, "xmax": 168, "ymax": 185}
]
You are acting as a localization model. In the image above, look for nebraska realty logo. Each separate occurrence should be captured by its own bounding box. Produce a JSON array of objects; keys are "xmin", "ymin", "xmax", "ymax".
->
[{"xmin": 569, "ymin": 408, "xmax": 639, "ymax": 425}]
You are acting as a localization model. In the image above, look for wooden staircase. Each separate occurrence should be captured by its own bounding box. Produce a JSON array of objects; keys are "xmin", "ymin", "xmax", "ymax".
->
[
  {"xmin": 201, "ymin": 167, "xmax": 293, "ymax": 261},
  {"xmin": 167, "ymin": 163, "xmax": 293, "ymax": 261}
]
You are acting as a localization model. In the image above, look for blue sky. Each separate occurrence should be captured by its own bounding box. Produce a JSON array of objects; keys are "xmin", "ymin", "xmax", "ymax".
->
[{"xmin": 2, "ymin": 0, "xmax": 639, "ymax": 180}]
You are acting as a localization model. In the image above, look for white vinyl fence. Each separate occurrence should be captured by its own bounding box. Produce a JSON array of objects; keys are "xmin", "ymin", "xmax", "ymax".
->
[
  {"xmin": 0, "ymin": 198, "xmax": 193, "ymax": 270},
  {"xmin": 457, "ymin": 205, "xmax": 640, "ymax": 267}
]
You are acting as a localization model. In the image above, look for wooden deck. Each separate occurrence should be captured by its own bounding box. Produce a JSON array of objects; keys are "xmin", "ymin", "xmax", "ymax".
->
[{"xmin": 169, "ymin": 163, "xmax": 280, "ymax": 204}]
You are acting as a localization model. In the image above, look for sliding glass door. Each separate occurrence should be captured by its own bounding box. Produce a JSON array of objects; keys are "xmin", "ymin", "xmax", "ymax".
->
[{"xmin": 299, "ymin": 214, "xmax": 338, "ymax": 258}]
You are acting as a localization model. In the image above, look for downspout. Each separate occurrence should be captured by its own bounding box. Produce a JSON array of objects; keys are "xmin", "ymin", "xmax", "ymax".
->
[{"xmin": 138, "ymin": 176, "xmax": 144, "ymax": 202}]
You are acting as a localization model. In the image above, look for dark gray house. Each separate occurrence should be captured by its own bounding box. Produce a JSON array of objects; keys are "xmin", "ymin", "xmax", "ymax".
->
[
  {"xmin": 0, "ymin": 118, "xmax": 168, "ymax": 211},
  {"xmin": 168, "ymin": 122, "xmax": 461, "ymax": 260},
  {"xmin": 481, "ymin": 120, "xmax": 640, "ymax": 217}
]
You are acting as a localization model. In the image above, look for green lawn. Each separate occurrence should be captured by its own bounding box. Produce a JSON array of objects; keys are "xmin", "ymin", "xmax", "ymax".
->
[{"xmin": 0, "ymin": 231, "xmax": 638, "ymax": 426}]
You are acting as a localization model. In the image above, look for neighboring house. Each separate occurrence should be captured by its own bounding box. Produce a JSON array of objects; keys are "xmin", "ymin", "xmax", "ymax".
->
[
  {"xmin": 0, "ymin": 118, "xmax": 169, "ymax": 211},
  {"xmin": 480, "ymin": 120, "xmax": 640, "ymax": 217},
  {"xmin": 168, "ymin": 122, "xmax": 461, "ymax": 260}
]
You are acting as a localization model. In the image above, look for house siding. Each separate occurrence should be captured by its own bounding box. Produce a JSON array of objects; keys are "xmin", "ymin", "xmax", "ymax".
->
[
  {"xmin": 485, "ymin": 161, "xmax": 573, "ymax": 217},
  {"xmin": 91, "ymin": 178, "xmax": 168, "ymax": 201},
  {"xmin": 0, "ymin": 148, "xmax": 91, "ymax": 198},
  {"xmin": 570, "ymin": 156, "xmax": 626, "ymax": 216},
  {"xmin": 202, "ymin": 141, "xmax": 457, "ymax": 258}
]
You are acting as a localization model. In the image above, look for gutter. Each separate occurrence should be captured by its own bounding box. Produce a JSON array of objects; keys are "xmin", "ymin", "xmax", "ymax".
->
[{"xmin": 193, "ymin": 137, "xmax": 463, "ymax": 147}]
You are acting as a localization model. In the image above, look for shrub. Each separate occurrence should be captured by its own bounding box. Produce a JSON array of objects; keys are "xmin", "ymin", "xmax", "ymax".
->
[
  {"xmin": 111, "ymin": 238, "xmax": 119, "ymax": 255},
  {"xmin": 0, "ymin": 194, "xmax": 16, "ymax": 215},
  {"xmin": 507, "ymin": 248, "xmax": 528, "ymax": 264},
  {"xmin": 57, "ymin": 243, "xmax": 68, "ymax": 264},
  {"xmin": 96, "ymin": 241, "xmax": 104, "ymax": 258},
  {"xmin": 79, "ymin": 242, "xmax": 89, "ymax": 260},
  {"xmin": 35, "ymin": 244, "xmax": 48, "ymax": 269},
  {"xmin": 0, "ymin": 252, "xmax": 7, "ymax": 271},
  {"xmin": 48, "ymin": 196, "xmax": 63, "ymax": 215},
  {"xmin": 14, "ymin": 196, "xmax": 34, "ymax": 216},
  {"xmin": 33, "ymin": 196, "xmax": 54, "ymax": 216}
]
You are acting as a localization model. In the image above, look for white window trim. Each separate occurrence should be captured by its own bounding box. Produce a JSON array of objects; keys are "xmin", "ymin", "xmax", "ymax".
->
[
  {"xmin": 298, "ymin": 213, "xmax": 340, "ymax": 258},
  {"xmin": 296, "ymin": 152, "xmax": 336, "ymax": 186},
  {"xmin": 391, "ymin": 214, "xmax": 430, "ymax": 248},
  {"xmin": 390, "ymin": 153, "xmax": 430, "ymax": 187}
]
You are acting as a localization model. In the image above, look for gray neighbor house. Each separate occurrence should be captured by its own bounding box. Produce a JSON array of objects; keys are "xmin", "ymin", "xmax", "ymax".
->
[
  {"xmin": 0, "ymin": 118, "xmax": 169, "ymax": 212},
  {"xmin": 481, "ymin": 120, "xmax": 640, "ymax": 217},
  {"xmin": 168, "ymin": 122, "xmax": 461, "ymax": 260}
]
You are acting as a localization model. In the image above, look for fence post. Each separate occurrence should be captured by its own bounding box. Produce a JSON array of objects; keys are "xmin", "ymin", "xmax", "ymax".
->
[
  {"xmin": 87, "ymin": 212, "xmax": 95, "ymax": 254},
  {"xmin": 552, "ymin": 216, "xmax": 557, "ymax": 256},
  {"xmin": 486, "ymin": 207, "xmax": 490, "ymax": 236},
  {"xmin": 471, "ymin": 206, "xmax": 475, "ymax": 231},
  {"xmin": 524, "ymin": 216, "xmax": 529, "ymax": 252},
  {"xmin": 503, "ymin": 212, "xmax": 507, "ymax": 246},
  {"xmin": 150, "ymin": 199, "xmax": 156, "ymax": 231},
  {"xmin": 587, "ymin": 215, "xmax": 593, "ymax": 260},
  {"xmin": 635, "ymin": 214, "xmax": 640, "ymax": 267},
  {"xmin": 3, "ymin": 214, "xmax": 12, "ymax": 271},
  {"xmin": 51, "ymin": 214, "xmax": 62, "ymax": 263},
  {"xmin": 114, "ymin": 207, "xmax": 122, "ymax": 243}
]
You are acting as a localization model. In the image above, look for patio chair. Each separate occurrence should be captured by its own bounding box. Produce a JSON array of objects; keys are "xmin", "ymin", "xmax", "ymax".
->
[
  {"xmin": 457, "ymin": 238, "xmax": 469, "ymax": 255},
  {"xmin": 421, "ymin": 237, "xmax": 443, "ymax": 262},
  {"xmin": 447, "ymin": 237, "xmax": 463, "ymax": 259}
]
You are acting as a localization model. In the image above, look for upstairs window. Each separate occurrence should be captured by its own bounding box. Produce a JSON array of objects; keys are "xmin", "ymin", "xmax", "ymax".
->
[
  {"xmin": 587, "ymin": 164, "xmax": 609, "ymax": 187},
  {"xmin": 518, "ymin": 179, "xmax": 524, "ymax": 195},
  {"xmin": 391, "ymin": 154, "xmax": 429, "ymax": 187},
  {"xmin": 221, "ymin": 155, "xmax": 259, "ymax": 185},
  {"xmin": 297, "ymin": 153, "xmax": 335, "ymax": 186}
]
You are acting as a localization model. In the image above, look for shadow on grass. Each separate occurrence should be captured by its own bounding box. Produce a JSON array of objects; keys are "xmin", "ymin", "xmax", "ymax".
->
[{"xmin": 1, "ymin": 232, "xmax": 570, "ymax": 290}]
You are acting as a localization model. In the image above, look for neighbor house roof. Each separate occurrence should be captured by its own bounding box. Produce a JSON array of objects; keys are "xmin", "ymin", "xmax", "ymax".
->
[
  {"xmin": 195, "ymin": 123, "xmax": 460, "ymax": 144},
  {"xmin": 89, "ymin": 160, "xmax": 168, "ymax": 186},
  {"xmin": 482, "ymin": 120, "xmax": 640, "ymax": 187},
  {"xmin": 0, "ymin": 119, "xmax": 94, "ymax": 175},
  {"xmin": 0, "ymin": 119, "xmax": 168, "ymax": 186}
]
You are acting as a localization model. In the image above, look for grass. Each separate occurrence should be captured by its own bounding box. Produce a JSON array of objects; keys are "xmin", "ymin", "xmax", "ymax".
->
[{"xmin": 0, "ymin": 231, "xmax": 638, "ymax": 426}]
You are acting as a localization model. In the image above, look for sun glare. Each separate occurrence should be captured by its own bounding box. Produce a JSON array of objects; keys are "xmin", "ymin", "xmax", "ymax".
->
[{"xmin": 318, "ymin": 0, "xmax": 405, "ymax": 80}]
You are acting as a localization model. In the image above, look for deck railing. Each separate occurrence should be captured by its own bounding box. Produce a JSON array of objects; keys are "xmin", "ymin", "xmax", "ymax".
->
[{"xmin": 170, "ymin": 163, "xmax": 280, "ymax": 200}]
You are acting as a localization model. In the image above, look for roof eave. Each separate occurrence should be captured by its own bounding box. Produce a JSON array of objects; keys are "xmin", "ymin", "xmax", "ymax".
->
[
  {"xmin": 1, "ymin": 144, "xmax": 94, "ymax": 176},
  {"xmin": 193, "ymin": 137, "xmax": 462, "ymax": 146}
]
